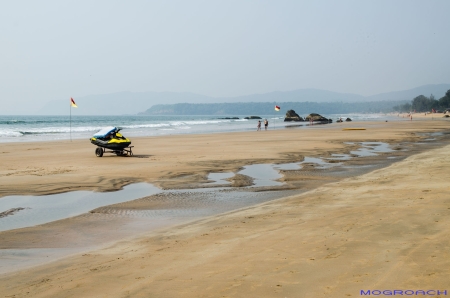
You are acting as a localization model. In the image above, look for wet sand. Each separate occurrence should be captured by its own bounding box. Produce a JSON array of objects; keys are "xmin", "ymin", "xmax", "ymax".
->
[{"xmin": 1, "ymin": 119, "xmax": 450, "ymax": 297}]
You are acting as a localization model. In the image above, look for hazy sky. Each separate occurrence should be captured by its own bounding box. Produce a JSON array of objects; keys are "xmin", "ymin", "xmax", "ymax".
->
[{"xmin": 1, "ymin": 0, "xmax": 449, "ymax": 114}]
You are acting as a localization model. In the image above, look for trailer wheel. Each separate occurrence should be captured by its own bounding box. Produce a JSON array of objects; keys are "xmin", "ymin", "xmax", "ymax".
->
[{"xmin": 95, "ymin": 147, "xmax": 103, "ymax": 157}]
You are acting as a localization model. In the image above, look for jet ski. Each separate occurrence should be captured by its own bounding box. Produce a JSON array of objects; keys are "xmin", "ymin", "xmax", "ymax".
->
[{"xmin": 90, "ymin": 126, "xmax": 132, "ymax": 157}]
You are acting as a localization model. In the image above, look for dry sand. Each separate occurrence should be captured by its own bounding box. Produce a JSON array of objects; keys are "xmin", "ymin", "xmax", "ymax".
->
[{"xmin": 0, "ymin": 119, "xmax": 450, "ymax": 297}]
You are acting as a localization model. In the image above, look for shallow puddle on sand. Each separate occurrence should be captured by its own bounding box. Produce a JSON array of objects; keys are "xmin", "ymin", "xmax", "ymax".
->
[
  {"xmin": 207, "ymin": 163, "xmax": 303, "ymax": 188},
  {"xmin": 327, "ymin": 153, "xmax": 352, "ymax": 161},
  {"xmin": 234, "ymin": 157, "xmax": 339, "ymax": 187},
  {"xmin": 0, "ymin": 183, "xmax": 160, "ymax": 232},
  {"xmin": 302, "ymin": 157, "xmax": 341, "ymax": 168},
  {"xmin": 274, "ymin": 163, "xmax": 301, "ymax": 171},
  {"xmin": 347, "ymin": 142, "xmax": 394, "ymax": 157},
  {"xmin": 238, "ymin": 164, "xmax": 284, "ymax": 187},
  {"xmin": 206, "ymin": 157, "xmax": 342, "ymax": 187}
]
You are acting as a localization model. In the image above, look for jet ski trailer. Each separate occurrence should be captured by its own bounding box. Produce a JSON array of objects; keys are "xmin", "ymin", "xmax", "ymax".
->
[{"xmin": 90, "ymin": 126, "xmax": 134, "ymax": 157}]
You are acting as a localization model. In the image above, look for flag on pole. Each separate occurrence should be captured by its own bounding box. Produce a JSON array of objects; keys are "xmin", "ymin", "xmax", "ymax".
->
[
  {"xmin": 70, "ymin": 97, "xmax": 78, "ymax": 108},
  {"xmin": 275, "ymin": 105, "xmax": 280, "ymax": 111}
]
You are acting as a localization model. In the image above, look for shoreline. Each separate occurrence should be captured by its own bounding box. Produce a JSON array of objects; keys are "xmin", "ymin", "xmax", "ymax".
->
[
  {"xmin": 0, "ymin": 113, "xmax": 402, "ymax": 144},
  {"xmin": 1, "ymin": 119, "xmax": 449, "ymax": 197}
]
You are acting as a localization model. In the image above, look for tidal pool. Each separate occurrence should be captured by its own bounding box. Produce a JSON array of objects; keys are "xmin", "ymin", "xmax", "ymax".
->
[{"xmin": 0, "ymin": 183, "xmax": 160, "ymax": 232}]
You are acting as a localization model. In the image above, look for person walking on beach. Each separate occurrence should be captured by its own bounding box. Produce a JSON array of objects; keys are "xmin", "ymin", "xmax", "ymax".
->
[
  {"xmin": 257, "ymin": 120, "xmax": 261, "ymax": 131},
  {"xmin": 264, "ymin": 119, "xmax": 268, "ymax": 130}
]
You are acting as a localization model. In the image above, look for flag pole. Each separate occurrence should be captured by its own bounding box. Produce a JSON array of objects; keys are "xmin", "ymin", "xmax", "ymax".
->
[
  {"xmin": 274, "ymin": 111, "xmax": 276, "ymax": 129},
  {"xmin": 69, "ymin": 97, "xmax": 78, "ymax": 141}
]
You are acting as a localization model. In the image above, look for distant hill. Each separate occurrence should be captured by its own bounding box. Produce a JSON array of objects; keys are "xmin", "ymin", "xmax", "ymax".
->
[
  {"xmin": 37, "ymin": 84, "xmax": 450, "ymax": 115},
  {"xmin": 365, "ymin": 84, "xmax": 450, "ymax": 102}
]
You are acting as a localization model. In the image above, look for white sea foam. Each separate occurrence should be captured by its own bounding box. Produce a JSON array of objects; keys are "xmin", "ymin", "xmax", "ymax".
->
[
  {"xmin": 0, "ymin": 114, "xmax": 398, "ymax": 143},
  {"xmin": 123, "ymin": 123, "xmax": 171, "ymax": 129},
  {"xmin": 0, "ymin": 130, "xmax": 23, "ymax": 137}
]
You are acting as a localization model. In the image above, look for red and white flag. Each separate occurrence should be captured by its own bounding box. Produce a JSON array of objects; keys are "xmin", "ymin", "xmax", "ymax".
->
[
  {"xmin": 70, "ymin": 97, "xmax": 78, "ymax": 108},
  {"xmin": 275, "ymin": 105, "xmax": 280, "ymax": 111}
]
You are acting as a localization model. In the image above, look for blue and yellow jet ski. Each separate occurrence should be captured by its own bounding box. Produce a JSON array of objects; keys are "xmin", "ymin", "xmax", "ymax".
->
[{"xmin": 90, "ymin": 126, "xmax": 133, "ymax": 157}]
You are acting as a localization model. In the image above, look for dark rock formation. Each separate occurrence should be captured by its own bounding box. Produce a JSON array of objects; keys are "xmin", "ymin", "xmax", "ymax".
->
[
  {"xmin": 284, "ymin": 109, "xmax": 304, "ymax": 122},
  {"xmin": 244, "ymin": 116, "xmax": 262, "ymax": 119},
  {"xmin": 305, "ymin": 113, "xmax": 332, "ymax": 123},
  {"xmin": 337, "ymin": 117, "xmax": 352, "ymax": 122}
]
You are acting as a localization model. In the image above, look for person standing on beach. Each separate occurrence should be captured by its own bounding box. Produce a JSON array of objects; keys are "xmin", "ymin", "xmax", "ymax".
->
[
  {"xmin": 257, "ymin": 120, "xmax": 261, "ymax": 131},
  {"xmin": 264, "ymin": 119, "xmax": 268, "ymax": 130}
]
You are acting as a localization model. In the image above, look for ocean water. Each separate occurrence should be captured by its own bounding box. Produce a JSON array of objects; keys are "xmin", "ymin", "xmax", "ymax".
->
[{"xmin": 0, "ymin": 113, "xmax": 397, "ymax": 143}]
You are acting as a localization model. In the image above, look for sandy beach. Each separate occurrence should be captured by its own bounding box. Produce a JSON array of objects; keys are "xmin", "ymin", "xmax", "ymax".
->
[
  {"xmin": 1, "ymin": 118, "xmax": 447, "ymax": 196},
  {"xmin": 1, "ymin": 118, "xmax": 450, "ymax": 297}
]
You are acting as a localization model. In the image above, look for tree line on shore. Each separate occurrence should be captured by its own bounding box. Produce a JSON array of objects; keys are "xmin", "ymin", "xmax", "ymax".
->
[
  {"xmin": 143, "ymin": 100, "xmax": 409, "ymax": 116},
  {"xmin": 393, "ymin": 89, "xmax": 450, "ymax": 112}
]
